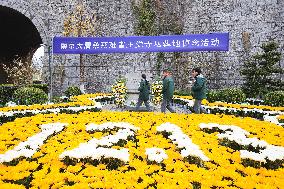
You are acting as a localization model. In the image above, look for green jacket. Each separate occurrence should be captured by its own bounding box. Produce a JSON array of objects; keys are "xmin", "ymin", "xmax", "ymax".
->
[
  {"xmin": 162, "ymin": 76, "xmax": 174, "ymax": 100},
  {"xmin": 138, "ymin": 79, "xmax": 150, "ymax": 100},
  {"xmin": 191, "ymin": 74, "xmax": 207, "ymax": 100}
]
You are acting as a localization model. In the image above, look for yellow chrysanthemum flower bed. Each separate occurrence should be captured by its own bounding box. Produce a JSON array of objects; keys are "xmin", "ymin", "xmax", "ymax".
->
[
  {"xmin": 2, "ymin": 93, "xmax": 282, "ymax": 114},
  {"xmin": 0, "ymin": 93, "xmax": 112, "ymax": 113},
  {"xmin": 71, "ymin": 93, "xmax": 113, "ymax": 104},
  {"xmin": 278, "ymin": 115, "xmax": 284, "ymax": 123},
  {"xmin": 111, "ymin": 80, "xmax": 128, "ymax": 107},
  {"xmin": 206, "ymin": 101, "xmax": 284, "ymax": 112},
  {"xmin": 0, "ymin": 111, "xmax": 283, "ymax": 188},
  {"xmin": 151, "ymin": 80, "xmax": 163, "ymax": 105},
  {"xmin": 174, "ymin": 95, "xmax": 284, "ymax": 112}
]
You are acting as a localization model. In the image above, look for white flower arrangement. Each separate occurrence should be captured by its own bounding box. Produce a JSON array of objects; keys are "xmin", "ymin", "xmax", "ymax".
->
[
  {"xmin": 5, "ymin": 101, "xmax": 17, "ymax": 107},
  {"xmin": 60, "ymin": 122, "xmax": 139, "ymax": 163},
  {"xmin": 174, "ymin": 97, "xmax": 284, "ymax": 126},
  {"xmin": 86, "ymin": 122, "xmax": 139, "ymax": 132},
  {"xmin": 173, "ymin": 97, "xmax": 194, "ymax": 107},
  {"xmin": 89, "ymin": 95, "xmax": 114, "ymax": 105},
  {"xmin": 59, "ymin": 140, "xmax": 130, "ymax": 162},
  {"xmin": 203, "ymin": 105, "xmax": 283, "ymax": 118},
  {"xmin": 157, "ymin": 123, "xmax": 210, "ymax": 161},
  {"xmin": 263, "ymin": 115, "xmax": 284, "ymax": 127},
  {"xmin": 145, "ymin": 147, "xmax": 168, "ymax": 163},
  {"xmin": 0, "ymin": 123, "xmax": 67, "ymax": 163},
  {"xmin": 199, "ymin": 123, "xmax": 284, "ymax": 163},
  {"xmin": 0, "ymin": 103, "xmax": 102, "ymax": 119}
]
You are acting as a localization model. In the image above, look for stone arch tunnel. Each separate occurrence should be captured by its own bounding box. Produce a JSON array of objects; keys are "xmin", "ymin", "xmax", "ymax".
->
[{"xmin": 0, "ymin": 5, "xmax": 42, "ymax": 84}]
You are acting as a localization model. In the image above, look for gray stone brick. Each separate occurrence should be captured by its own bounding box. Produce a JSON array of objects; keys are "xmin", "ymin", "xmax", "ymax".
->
[{"xmin": 1, "ymin": 0, "xmax": 283, "ymax": 94}]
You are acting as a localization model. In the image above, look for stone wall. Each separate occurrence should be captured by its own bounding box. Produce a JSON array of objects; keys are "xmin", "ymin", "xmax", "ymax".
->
[
  {"xmin": 1, "ymin": 0, "xmax": 283, "ymax": 95},
  {"xmin": 182, "ymin": 0, "xmax": 284, "ymax": 88}
]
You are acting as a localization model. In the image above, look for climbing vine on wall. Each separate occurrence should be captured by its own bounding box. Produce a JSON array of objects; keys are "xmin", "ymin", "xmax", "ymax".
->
[
  {"xmin": 156, "ymin": 52, "xmax": 164, "ymax": 74},
  {"xmin": 132, "ymin": 0, "xmax": 184, "ymax": 36},
  {"xmin": 62, "ymin": 3, "xmax": 98, "ymax": 84},
  {"xmin": 132, "ymin": 0, "xmax": 157, "ymax": 36},
  {"xmin": 133, "ymin": 0, "xmax": 188, "ymax": 89}
]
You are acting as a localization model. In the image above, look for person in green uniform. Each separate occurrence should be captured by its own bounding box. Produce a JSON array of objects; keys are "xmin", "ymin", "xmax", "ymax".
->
[
  {"xmin": 191, "ymin": 67, "xmax": 207, "ymax": 114},
  {"xmin": 161, "ymin": 68, "xmax": 176, "ymax": 113},
  {"xmin": 136, "ymin": 74, "xmax": 150, "ymax": 111}
]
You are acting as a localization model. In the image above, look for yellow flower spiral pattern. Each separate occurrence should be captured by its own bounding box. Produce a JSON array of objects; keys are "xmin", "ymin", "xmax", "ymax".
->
[{"xmin": 0, "ymin": 110, "xmax": 283, "ymax": 188}]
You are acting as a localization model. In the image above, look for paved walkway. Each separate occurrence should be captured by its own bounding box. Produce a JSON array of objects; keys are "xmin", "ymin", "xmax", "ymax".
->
[{"xmin": 102, "ymin": 93, "xmax": 191, "ymax": 114}]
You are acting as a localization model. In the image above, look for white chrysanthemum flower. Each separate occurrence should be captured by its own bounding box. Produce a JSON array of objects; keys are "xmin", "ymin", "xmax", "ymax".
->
[
  {"xmin": 146, "ymin": 148, "xmax": 168, "ymax": 163},
  {"xmin": 240, "ymin": 150, "xmax": 266, "ymax": 162}
]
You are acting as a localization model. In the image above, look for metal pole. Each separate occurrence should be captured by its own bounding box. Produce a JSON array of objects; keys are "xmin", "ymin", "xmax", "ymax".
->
[
  {"xmin": 48, "ymin": 44, "xmax": 53, "ymax": 102},
  {"xmin": 48, "ymin": 46, "xmax": 51, "ymax": 102},
  {"xmin": 51, "ymin": 39, "xmax": 54, "ymax": 102}
]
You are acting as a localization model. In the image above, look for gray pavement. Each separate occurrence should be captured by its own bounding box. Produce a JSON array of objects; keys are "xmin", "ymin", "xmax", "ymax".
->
[{"xmin": 102, "ymin": 93, "xmax": 191, "ymax": 114}]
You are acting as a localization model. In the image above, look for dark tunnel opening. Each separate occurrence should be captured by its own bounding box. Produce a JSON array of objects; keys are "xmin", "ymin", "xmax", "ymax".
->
[{"xmin": 0, "ymin": 5, "xmax": 42, "ymax": 84}]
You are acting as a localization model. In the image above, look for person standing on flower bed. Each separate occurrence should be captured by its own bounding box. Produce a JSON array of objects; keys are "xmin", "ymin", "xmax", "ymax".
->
[
  {"xmin": 136, "ymin": 74, "xmax": 151, "ymax": 111},
  {"xmin": 191, "ymin": 67, "xmax": 207, "ymax": 114},
  {"xmin": 161, "ymin": 68, "xmax": 176, "ymax": 113}
]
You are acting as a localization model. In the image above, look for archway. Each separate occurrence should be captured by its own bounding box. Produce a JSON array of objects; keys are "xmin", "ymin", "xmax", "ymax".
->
[{"xmin": 0, "ymin": 5, "xmax": 42, "ymax": 84}]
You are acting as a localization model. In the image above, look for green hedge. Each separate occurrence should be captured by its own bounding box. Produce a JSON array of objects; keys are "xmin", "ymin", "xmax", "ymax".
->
[
  {"xmin": 264, "ymin": 91, "xmax": 284, "ymax": 107},
  {"xmin": 207, "ymin": 90, "xmax": 222, "ymax": 103},
  {"xmin": 0, "ymin": 84, "xmax": 18, "ymax": 105},
  {"xmin": 207, "ymin": 88, "xmax": 246, "ymax": 103},
  {"xmin": 174, "ymin": 90, "xmax": 192, "ymax": 96},
  {"xmin": 13, "ymin": 87, "xmax": 48, "ymax": 105},
  {"xmin": 221, "ymin": 88, "xmax": 246, "ymax": 103},
  {"xmin": 0, "ymin": 84, "xmax": 49, "ymax": 106},
  {"xmin": 64, "ymin": 86, "xmax": 82, "ymax": 97},
  {"xmin": 28, "ymin": 84, "xmax": 49, "ymax": 94}
]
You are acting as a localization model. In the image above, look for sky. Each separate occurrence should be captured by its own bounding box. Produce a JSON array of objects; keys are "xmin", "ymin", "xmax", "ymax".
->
[{"xmin": 32, "ymin": 45, "xmax": 44, "ymax": 69}]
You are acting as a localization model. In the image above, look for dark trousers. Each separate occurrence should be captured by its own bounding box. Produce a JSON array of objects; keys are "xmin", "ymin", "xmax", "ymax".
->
[
  {"xmin": 161, "ymin": 98, "xmax": 175, "ymax": 113},
  {"xmin": 193, "ymin": 99, "xmax": 207, "ymax": 114},
  {"xmin": 136, "ymin": 98, "xmax": 150, "ymax": 111}
]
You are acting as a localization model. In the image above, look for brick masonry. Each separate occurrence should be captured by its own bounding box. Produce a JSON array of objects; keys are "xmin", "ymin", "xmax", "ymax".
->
[{"xmin": 1, "ymin": 0, "xmax": 283, "ymax": 94}]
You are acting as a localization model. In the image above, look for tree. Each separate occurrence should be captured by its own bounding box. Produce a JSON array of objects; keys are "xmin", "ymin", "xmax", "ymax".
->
[
  {"xmin": 2, "ymin": 56, "xmax": 34, "ymax": 86},
  {"xmin": 241, "ymin": 41, "xmax": 283, "ymax": 98},
  {"xmin": 2, "ymin": 49, "xmax": 38, "ymax": 86},
  {"xmin": 63, "ymin": 3, "xmax": 97, "ymax": 84}
]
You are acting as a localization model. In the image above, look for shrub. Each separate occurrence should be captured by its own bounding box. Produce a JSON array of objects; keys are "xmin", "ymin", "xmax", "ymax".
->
[
  {"xmin": 52, "ymin": 96, "xmax": 69, "ymax": 103},
  {"xmin": 13, "ymin": 87, "xmax": 48, "ymax": 105},
  {"xmin": 64, "ymin": 86, "xmax": 82, "ymax": 97},
  {"xmin": 29, "ymin": 84, "xmax": 49, "ymax": 94},
  {"xmin": 174, "ymin": 90, "xmax": 192, "ymax": 96},
  {"xmin": 221, "ymin": 88, "xmax": 246, "ymax": 103},
  {"xmin": 0, "ymin": 84, "xmax": 17, "ymax": 105},
  {"xmin": 207, "ymin": 88, "xmax": 246, "ymax": 103},
  {"xmin": 0, "ymin": 84, "xmax": 48, "ymax": 106},
  {"xmin": 207, "ymin": 90, "xmax": 222, "ymax": 103},
  {"xmin": 264, "ymin": 91, "xmax": 284, "ymax": 107}
]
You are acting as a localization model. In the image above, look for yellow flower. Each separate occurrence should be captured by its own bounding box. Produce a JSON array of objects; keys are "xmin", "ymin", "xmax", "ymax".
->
[{"xmin": 0, "ymin": 104, "xmax": 283, "ymax": 188}]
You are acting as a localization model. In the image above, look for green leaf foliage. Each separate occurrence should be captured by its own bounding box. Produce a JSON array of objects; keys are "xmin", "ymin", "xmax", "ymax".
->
[
  {"xmin": 0, "ymin": 84, "xmax": 17, "ymax": 105},
  {"xmin": 241, "ymin": 41, "xmax": 283, "ymax": 98},
  {"xmin": 207, "ymin": 88, "xmax": 246, "ymax": 103},
  {"xmin": 133, "ymin": 0, "xmax": 157, "ymax": 36},
  {"xmin": 264, "ymin": 91, "xmax": 284, "ymax": 107},
  {"xmin": 28, "ymin": 84, "xmax": 49, "ymax": 94},
  {"xmin": 64, "ymin": 86, "xmax": 82, "ymax": 97},
  {"xmin": 13, "ymin": 87, "xmax": 48, "ymax": 105}
]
